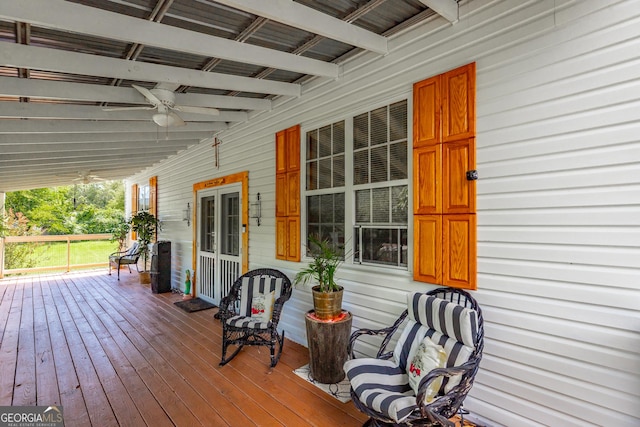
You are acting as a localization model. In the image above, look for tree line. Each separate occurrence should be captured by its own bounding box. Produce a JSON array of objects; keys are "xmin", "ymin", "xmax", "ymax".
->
[{"xmin": 3, "ymin": 181, "xmax": 125, "ymax": 235}]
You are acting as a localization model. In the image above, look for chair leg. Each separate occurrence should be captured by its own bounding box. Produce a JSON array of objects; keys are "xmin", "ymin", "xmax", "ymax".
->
[
  {"xmin": 220, "ymin": 343, "xmax": 243, "ymax": 366},
  {"xmin": 270, "ymin": 330, "xmax": 285, "ymax": 368},
  {"xmin": 117, "ymin": 263, "xmax": 121, "ymax": 280}
]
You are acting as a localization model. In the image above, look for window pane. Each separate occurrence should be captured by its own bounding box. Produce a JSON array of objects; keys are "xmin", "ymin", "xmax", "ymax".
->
[
  {"xmin": 370, "ymin": 106, "xmax": 388, "ymax": 146},
  {"xmin": 320, "ymin": 194, "xmax": 335, "ymax": 223},
  {"xmin": 307, "ymin": 195, "xmax": 319, "ymax": 223},
  {"xmin": 389, "ymin": 100, "xmax": 408, "ymax": 142},
  {"xmin": 306, "ymin": 193, "xmax": 345, "ymax": 257},
  {"xmin": 372, "ymin": 187, "xmax": 389, "ymax": 223},
  {"xmin": 392, "ymin": 185, "xmax": 408, "ymax": 224},
  {"xmin": 333, "ymin": 155, "xmax": 345, "ymax": 187},
  {"xmin": 354, "ymin": 113, "xmax": 368, "ymax": 149},
  {"xmin": 306, "ymin": 160, "xmax": 317, "ymax": 190},
  {"xmin": 355, "ymin": 227, "xmax": 408, "ymax": 267},
  {"xmin": 319, "ymin": 158, "xmax": 332, "ymax": 189},
  {"xmin": 354, "ymin": 150, "xmax": 368, "ymax": 185},
  {"xmin": 333, "ymin": 121, "xmax": 345, "ymax": 154},
  {"xmin": 221, "ymin": 192, "xmax": 239, "ymax": 256},
  {"xmin": 355, "ymin": 189, "xmax": 370, "ymax": 222},
  {"xmin": 390, "ymin": 141, "xmax": 407, "ymax": 180},
  {"xmin": 319, "ymin": 125, "xmax": 332, "ymax": 158},
  {"xmin": 307, "ymin": 130, "xmax": 318, "ymax": 160},
  {"xmin": 335, "ymin": 193, "xmax": 345, "ymax": 223},
  {"xmin": 370, "ymin": 145, "xmax": 388, "ymax": 183}
]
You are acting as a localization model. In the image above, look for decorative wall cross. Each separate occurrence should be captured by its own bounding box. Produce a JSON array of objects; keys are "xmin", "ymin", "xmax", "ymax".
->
[{"xmin": 212, "ymin": 137, "xmax": 222, "ymax": 168}]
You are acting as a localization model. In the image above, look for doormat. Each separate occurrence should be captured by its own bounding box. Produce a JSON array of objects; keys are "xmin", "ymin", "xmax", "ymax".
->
[
  {"xmin": 174, "ymin": 298, "xmax": 217, "ymax": 313},
  {"xmin": 293, "ymin": 364, "xmax": 351, "ymax": 403}
]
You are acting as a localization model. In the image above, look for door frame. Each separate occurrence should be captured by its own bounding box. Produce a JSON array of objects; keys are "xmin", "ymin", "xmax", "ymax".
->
[{"xmin": 191, "ymin": 171, "xmax": 249, "ymax": 297}]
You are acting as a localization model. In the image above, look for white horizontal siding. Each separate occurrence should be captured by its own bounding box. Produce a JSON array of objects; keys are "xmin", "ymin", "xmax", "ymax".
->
[{"xmin": 128, "ymin": 0, "xmax": 640, "ymax": 425}]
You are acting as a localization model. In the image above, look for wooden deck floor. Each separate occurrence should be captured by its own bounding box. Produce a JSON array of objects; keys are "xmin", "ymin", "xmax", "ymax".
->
[{"xmin": 0, "ymin": 270, "xmax": 475, "ymax": 427}]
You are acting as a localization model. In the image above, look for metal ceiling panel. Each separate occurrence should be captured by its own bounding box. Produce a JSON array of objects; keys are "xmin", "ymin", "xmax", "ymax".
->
[{"xmin": 0, "ymin": 0, "xmax": 439, "ymax": 192}]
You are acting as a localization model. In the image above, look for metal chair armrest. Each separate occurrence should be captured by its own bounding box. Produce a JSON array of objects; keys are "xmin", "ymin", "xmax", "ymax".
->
[{"xmin": 348, "ymin": 310, "xmax": 408, "ymax": 358}]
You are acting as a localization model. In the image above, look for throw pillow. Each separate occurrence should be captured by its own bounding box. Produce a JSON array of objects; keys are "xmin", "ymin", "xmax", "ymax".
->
[
  {"xmin": 250, "ymin": 290, "xmax": 275, "ymax": 321},
  {"xmin": 407, "ymin": 337, "xmax": 447, "ymax": 403}
]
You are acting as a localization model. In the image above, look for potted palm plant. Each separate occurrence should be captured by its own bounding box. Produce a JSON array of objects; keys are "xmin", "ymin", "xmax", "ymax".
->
[
  {"xmin": 129, "ymin": 211, "xmax": 158, "ymax": 284},
  {"xmin": 294, "ymin": 235, "xmax": 345, "ymax": 320}
]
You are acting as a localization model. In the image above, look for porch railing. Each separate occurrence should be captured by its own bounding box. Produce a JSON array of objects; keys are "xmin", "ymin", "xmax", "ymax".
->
[{"xmin": 0, "ymin": 234, "xmax": 116, "ymax": 278}]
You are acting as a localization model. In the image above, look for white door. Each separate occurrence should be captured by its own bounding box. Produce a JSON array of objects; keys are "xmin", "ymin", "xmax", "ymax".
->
[{"xmin": 196, "ymin": 184, "xmax": 242, "ymax": 305}]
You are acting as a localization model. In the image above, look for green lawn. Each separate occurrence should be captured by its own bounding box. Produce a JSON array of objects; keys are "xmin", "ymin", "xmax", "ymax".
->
[{"xmin": 29, "ymin": 240, "xmax": 119, "ymax": 268}]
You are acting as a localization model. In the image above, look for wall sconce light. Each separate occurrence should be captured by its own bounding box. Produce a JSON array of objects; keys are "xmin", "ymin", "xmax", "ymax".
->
[
  {"xmin": 182, "ymin": 202, "xmax": 192, "ymax": 227},
  {"xmin": 250, "ymin": 193, "xmax": 262, "ymax": 226}
]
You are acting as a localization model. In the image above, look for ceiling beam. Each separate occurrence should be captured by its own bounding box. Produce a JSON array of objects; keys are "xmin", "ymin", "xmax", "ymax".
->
[
  {"xmin": 0, "ymin": 77, "xmax": 271, "ymax": 110},
  {"xmin": 0, "ymin": 43, "xmax": 300, "ymax": 97},
  {"xmin": 0, "ymin": 154, "xmax": 172, "ymax": 170},
  {"xmin": 0, "ymin": 119, "xmax": 228, "ymax": 134},
  {"xmin": 0, "ymin": 131, "xmax": 214, "ymax": 144},
  {"xmin": 0, "ymin": 147, "xmax": 190, "ymax": 163},
  {"xmin": 0, "ymin": 0, "xmax": 339, "ymax": 79},
  {"xmin": 213, "ymin": 0, "xmax": 388, "ymax": 55},
  {"xmin": 0, "ymin": 140, "xmax": 196, "ymax": 154},
  {"xmin": 0, "ymin": 101, "xmax": 247, "ymax": 122},
  {"xmin": 418, "ymin": 0, "xmax": 459, "ymax": 23}
]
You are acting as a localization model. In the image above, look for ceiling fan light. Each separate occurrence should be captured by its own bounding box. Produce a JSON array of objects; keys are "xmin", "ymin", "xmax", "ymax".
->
[{"xmin": 152, "ymin": 111, "xmax": 184, "ymax": 127}]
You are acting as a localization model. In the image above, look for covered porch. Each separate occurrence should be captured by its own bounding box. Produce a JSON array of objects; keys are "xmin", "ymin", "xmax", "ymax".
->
[{"xmin": 0, "ymin": 270, "xmax": 474, "ymax": 426}]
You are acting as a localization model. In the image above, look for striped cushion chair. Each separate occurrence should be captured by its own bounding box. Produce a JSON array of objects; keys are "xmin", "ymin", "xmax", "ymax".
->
[
  {"xmin": 217, "ymin": 268, "xmax": 292, "ymax": 367},
  {"xmin": 344, "ymin": 287, "xmax": 483, "ymax": 427}
]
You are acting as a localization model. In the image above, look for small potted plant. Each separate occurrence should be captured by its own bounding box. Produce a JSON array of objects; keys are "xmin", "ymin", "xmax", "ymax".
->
[
  {"xmin": 129, "ymin": 211, "xmax": 158, "ymax": 284},
  {"xmin": 294, "ymin": 235, "xmax": 345, "ymax": 320}
]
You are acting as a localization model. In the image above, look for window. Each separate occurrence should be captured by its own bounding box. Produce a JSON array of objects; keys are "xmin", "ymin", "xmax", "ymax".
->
[
  {"xmin": 353, "ymin": 100, "xmax": 408, "ymax": 267},
  {"xmin": 138, "ymin": 184, "xmax": 150, "ymax": 212},
  {"xmin": 304, "ymin": 121, "xmax": 345, "ymax": 254},
  {"xmin": 304, "ymin": 101, "xmax": 409, "ymax": 268}
]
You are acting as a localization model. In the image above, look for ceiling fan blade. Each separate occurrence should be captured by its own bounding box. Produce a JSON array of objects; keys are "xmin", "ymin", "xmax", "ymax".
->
[
  {"xmin": 102, "ymin": 106, "xmax": 155, "ymax": 112},
  {"xmin": 132, "ymin": 84, "xmax": 162, "ymax": 107},
  {"xmin": 174, "ymin": 105, "xmax": 220, "ymax": 116},
  {"xmin": 153, "ymin": 111, "xmax": 185, "ymax": 127}
]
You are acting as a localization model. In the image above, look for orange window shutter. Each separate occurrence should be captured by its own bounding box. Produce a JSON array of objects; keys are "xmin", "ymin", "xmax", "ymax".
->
[
  {"xmin": 442, "ymin": 138, "xmax": 476, "ymax": 214},
  {"xmin": 149, "ymin": 176, "xmax": 158, "ymax": 217},
  {"xmin": 413, "ymin": 215, "xmax": 442, "ymax": 284},
  {"xmin": 442, "ymin": 63, "xmax": 476, "ymax": 143},
  {"xmin": 413, "ymin": 76, "xmax": 441, "ymax": 147},
  {"xmin": 413, "ymin": 145, "xmax": 442, "ymax": 214},
  {"xmin": 442, "ymin": 214, "xmax": 477, "ymax": 290},
  {"xmin": 275, "ymin": 124, "xmax": 301, "ymax": 261}
]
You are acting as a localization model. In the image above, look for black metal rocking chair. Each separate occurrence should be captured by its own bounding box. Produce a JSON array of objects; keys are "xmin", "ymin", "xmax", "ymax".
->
[
  {"xmin": 217, "ymin": 268, "xmax": 292, "ymax": 367},
  {"xmin": 344, "ymin": 287, "xmax": 484, "ymax": 427}
]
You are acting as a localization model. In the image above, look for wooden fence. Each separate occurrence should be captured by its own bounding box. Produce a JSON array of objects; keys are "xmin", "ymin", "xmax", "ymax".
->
[{"xmin": 0, "ymin": 234, "xmax": 114, "ymax": 278}]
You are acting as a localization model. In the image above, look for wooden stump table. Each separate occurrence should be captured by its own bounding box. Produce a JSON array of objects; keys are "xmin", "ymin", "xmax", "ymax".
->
[{"xmin": 304, "ymin": 310, "xmax": 352, "ymax": 384}]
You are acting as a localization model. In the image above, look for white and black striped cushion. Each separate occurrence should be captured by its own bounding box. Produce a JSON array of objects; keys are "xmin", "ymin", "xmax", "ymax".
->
[
  {"xmin": 226, "ymin": 315, "xmax": 271, "ymax": 330},
  {"xmin": 344, "ymin": 358, "xmax": 419, "ymax": 423},
  {"xmin": 392, "ymin": 292, "xmax": 478, "ymax": 393},
  {"xmin": 238, "ymin": 276, "xmax": 284, "ymax": 317},
  {"xmin": 225, "ymin": 275, "xmax": 283, "ymax": 330},
  {"xmin": 407, "ymin": 292, "xmax": 478, "ymax": 347}
]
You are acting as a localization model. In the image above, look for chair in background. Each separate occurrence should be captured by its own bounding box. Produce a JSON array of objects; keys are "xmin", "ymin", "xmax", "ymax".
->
[
  {"xmin": 344, "ymin": 287, "xmax": 484, "ymax": 427},
  {"xmin": 108, "ymin": 242, "xmax": 141, "ymax": 280},
  {"xmin": 217, "ymin": 268, "xmax": 292, "ymax": 367}
]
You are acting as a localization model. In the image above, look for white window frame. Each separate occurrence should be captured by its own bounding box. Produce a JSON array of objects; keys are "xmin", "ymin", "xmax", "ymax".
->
[{"xmin": 301, "ymin": 95, "xmax": 412, "ymax": 272}]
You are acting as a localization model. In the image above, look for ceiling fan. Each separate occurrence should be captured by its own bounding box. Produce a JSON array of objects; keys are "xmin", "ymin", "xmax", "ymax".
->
[
  {"xmin": 66, "ymin": 170, "xmax": 105, "ymax": 184},
  {"xmin": 103, "ymin": 84, "xmax": 220, "ymax": 127}
]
